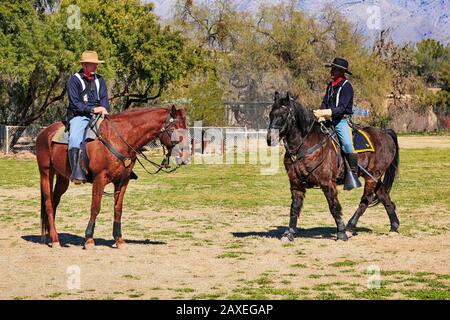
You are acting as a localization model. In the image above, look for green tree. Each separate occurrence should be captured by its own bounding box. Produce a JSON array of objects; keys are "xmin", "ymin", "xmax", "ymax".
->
[
  {"xmin": 0, "ymin": 0, "xmax": 207, "ymax": 150},
  {"xmin": 66, "ymin": 0, "xmax": 200, "ymax": 110},
  {"xmin": 0, "ymin": 0, "xmax": 76, "ymax": 147},
  {"xmin": 172, "ymin": 1, "xmax": 393, "ymax": 126},
  {"xmin": 415, "ymin": 39, "xmax": 449, "ymax": 87}
]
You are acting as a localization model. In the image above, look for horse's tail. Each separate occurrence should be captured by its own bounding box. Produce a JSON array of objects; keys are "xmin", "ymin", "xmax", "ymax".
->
[
  {"xmin": 371, "ymin": 129, "xmax": 399, "ymax": 206},
  {"xmin": 36, "ymin": 127, "xmax": 51, "ymax": 242},
  {"xmin": 40, "ymin": 191, "xmax": 50, "ymax": 240}
]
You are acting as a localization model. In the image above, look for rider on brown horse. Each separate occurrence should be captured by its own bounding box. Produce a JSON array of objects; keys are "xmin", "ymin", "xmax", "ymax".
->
[
  {"xmin": 313, "ymin": 58, "xmax": 361, "ymax": 190},
  {"xmin": 66, "ymin": 51, "xmax": 137, "ymax": 184}
]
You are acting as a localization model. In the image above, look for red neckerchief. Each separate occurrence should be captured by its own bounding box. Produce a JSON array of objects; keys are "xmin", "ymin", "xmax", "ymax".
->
[
  {"xmin": 83, "ymin": 70, "xmax": 93, "ymax": 81},
  {"xmin": 332, "ymin": 77, "xmax": 345, "ymax": 87}
]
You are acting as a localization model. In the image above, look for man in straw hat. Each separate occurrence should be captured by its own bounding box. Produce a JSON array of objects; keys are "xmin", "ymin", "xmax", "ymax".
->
[
  {"xmin": 312, "ymin": 57, "xmax": 361, "ymax": 189},
  {"xmin": 66, "ymin": 50, "xmax": 110, "ymax": 184}
]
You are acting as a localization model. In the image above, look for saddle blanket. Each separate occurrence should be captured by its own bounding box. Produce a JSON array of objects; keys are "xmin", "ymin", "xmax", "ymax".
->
[
  {"xmin": 353, "ymin": 128, "xmax": 375, "ymax": 153},
  {"xmin": 52, "ymin": 117, "xmax": 104, "ymax": 144}
]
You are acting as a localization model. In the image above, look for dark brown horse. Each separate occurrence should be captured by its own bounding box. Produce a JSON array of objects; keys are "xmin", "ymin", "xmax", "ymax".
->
[
  {"xmin": 267, "ymin": 92, "xmax": 400, "ymax": 241},
  {"xmin": 36, "ymin": 106, "xmax": 188, "ymax": 248}
]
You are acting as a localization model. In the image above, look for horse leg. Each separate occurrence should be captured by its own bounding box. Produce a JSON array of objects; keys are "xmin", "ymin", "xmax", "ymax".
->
[
  {"xmin": 282, "ymin": 186, "xmax": 306, "ymax": 241},
  {"xmin": 40, "ymin": 167, "xmax": 58, "ymax": 246},
  {"xmin": 376, "ymin": 184, "xmax": 400, "ymax": 232},
  {"xmin": 52, "ymin": 175, "xmax": 70, "ymax": 219},
  {"xmin": 346, "ymin": 178, "xmax": 377, "ymax": 234},
  {"xmin": 84, "ymin": 179, "xmax": 106, "ymax": 249},
  {"xmin": 112, "ymin": 180, "xmax": 130, "ymax": 248},
  {"xmin": 321, "ymin": 184, "xmax": 348, "ymax": 241}
]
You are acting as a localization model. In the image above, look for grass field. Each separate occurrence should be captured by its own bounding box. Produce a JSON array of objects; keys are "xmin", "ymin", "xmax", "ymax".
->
[{"xmin": 0, "ymin": 136, "xmax": 449, "ymax": 300}]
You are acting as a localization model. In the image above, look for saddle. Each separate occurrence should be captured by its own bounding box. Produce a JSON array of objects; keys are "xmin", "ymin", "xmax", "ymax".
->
[
  {"xmin": 51, "ymin": 116, "xmax": 104, "ymax": 145},
  {"xmin": 327, "ymin": 123, "xmax": 375, "ymax": 154},
  {"xmin": 352, "ymin": 127, "xmax": 375, "ymax": 153},
  {"xmin": 51, "ymin": 116, "xmax": 104, "ymax": 181},
  {"xmin": 326, "ymin": 123, "xmax": 375, "ymax": 186}
]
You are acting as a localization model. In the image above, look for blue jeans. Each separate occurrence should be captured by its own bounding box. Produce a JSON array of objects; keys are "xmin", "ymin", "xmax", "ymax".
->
[
  {"xmin": 69, "ymin": 116, "xmax": 90, "ymax": 150},
  {"xmin": 334, "ymin": 118, "xmax": 354, "ymax": 154}
]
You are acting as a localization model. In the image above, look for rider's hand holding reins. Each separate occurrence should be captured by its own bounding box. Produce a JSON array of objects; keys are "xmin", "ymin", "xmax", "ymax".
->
[
  {"xmin": 93, "ymin": 106, "xmax": 109, "ymax": 115},
  {"xmin": 313, "ymin": 109, "xmax": 332, "ymax": 122}
]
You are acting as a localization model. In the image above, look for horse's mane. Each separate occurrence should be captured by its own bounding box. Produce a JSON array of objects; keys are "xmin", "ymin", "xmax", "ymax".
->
[
  {"xmin": 111, "ymin": 106, "xmax": 167, "ymax": 119},
  {"xmin": 290, "ymin": 99, "xmax": 315, "ymax": 136}
]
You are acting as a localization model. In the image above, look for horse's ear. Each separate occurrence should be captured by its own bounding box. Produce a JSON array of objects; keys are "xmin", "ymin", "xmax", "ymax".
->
[
  {"xmin": 274, "ymin": 91, "xmax": 280, "ymax": 101},
  {"xmin": 286, "ymin": 91, "xmax": 291, "ymax": 100},
  {"xmin": 170, "ymin": 104, "xmax": 177, "ymax": 117}
]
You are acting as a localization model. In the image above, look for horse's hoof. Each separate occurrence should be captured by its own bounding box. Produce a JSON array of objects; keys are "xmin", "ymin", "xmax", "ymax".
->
[
  {"xmin": 281, "ymin": 232, "xmax": 295, "ymax": 242},
  {"xmin": 83, "ymin": 238, "xmax": 95, "ymax": 250},
  {"xmin": 336, "ymin": 232, "xmax": 348, "ymax": 242},
  {"xmin": 346, "ymin": 227, "xmax": 358, "ymax": 236},
  {"xmin": 48, "ymin": 241, "xmax": 61, "ymax": 248},
  {"xmin": 113, "ymin": 238, "xmax": 126, "ymax": 249},
  {"xmin": 390, "ymin": 223, "xmax": 400, "ymax": 233},
  {"xmin": 389, "ymin": 228, "xmax": 400, "ymax": 235}
]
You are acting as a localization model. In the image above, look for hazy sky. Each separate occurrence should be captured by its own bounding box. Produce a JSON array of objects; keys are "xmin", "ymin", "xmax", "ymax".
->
[
  {"xmin": 146, "ymin": 0, "xmax": 450, "ymax": 44},
  {"xmin": 144, "ymin": 0, "xmax": 178, "ymax": 19}
]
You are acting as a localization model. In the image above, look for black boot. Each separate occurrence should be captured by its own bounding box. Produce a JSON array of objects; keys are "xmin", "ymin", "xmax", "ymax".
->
[
  {"xmin": 344, "ymin": 153, "xmax": 361, "ymax": 190},
  {"xmin": 68, "ymin": 148, "xmax": 86, "ymax": 185},
  {"xmin": 130, "ymin": 171, "xmax": 138, "ymax": 180}
]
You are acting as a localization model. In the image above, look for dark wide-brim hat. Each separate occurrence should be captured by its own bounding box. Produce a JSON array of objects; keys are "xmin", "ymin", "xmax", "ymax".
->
[{"xmin": 325, "ymin": 58, "xmax": 352, "ymax": 75}]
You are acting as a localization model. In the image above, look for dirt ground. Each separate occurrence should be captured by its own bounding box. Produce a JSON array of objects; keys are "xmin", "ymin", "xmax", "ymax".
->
[
  {"xmin": 0, "ymin": 135, "xmax": 449, "ymax": 300},
  {"xmin": 397, "ymin": 135, "xmax": 450, "ymax": 149},
  {"xmin": 0, "ymin": 207, "xmax": 449, "ymax": 300}
]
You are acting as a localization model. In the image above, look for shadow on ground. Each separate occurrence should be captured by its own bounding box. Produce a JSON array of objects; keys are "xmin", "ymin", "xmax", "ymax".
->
[
  {"xmin": 232, "ymin": 226, "xmax": 372, "ymax": 239},
  {"xmin": 22, "ymin": 233, "xmax": 166, "ymax": 247}
]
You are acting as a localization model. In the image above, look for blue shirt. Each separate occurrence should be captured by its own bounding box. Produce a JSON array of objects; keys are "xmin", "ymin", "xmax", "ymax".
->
[{"xmin": 67, "ymin": 69, "xmax": 110, "ymax": 118}]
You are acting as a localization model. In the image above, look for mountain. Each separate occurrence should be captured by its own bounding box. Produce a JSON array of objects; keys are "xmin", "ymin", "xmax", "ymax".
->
[{"xmin": 150, "ymin": 0, "xmax": 450, "ymax": 45}]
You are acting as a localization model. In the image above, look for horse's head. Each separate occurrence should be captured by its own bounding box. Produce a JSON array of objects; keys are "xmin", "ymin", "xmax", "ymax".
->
[
  {"xmin": 267, "ymin": 91, "xmax": 296, "ymax": 146},
  {"xmin": 159, "ymin": 105, "xmax": 190, "ymax": 166}
]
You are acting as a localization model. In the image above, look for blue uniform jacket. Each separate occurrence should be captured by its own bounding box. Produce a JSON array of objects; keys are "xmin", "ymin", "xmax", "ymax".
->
[
  {"xmin": 67, "ymin": 69, "xmax": 110, "ymax": 120},
  {"xmin": 320, "ymin": 78, "xmax": 354, "ymax": 122}
]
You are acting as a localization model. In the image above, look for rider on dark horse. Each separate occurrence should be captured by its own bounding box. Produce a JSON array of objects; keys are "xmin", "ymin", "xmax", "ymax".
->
[
  {"xmin": 313, "ymin": 57, "xmax": 361, "ymax": 189},
  {"xmin": 66, "ymin": 51, "xmax": 137, "ymax": 184}
]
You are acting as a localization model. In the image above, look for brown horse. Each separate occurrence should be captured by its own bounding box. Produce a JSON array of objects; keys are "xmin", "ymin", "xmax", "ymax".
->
[
  {"xmin": 36, "ymin": 106, "xmax": 188, "ymax": 248},
  {"xmin": 267, "ymin": 92, "xmax": 400, "ymax": 241}
]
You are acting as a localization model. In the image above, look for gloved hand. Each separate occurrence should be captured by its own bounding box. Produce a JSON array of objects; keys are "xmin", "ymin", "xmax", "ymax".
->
[
  {"xmin": 93, "ymin": 106, "xmax": 109, "ymax": 115},
  {"xmin": 313, "ymin": 109, "xmax": 332, "ymax": 119}
]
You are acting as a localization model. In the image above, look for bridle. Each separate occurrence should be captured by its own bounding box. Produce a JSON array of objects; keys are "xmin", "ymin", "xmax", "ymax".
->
[
  {"xmin": 268, "ymin": 104, "xmax": 296, "ymax": 138},
  {"xmin": 269, "ymin": 101, "xmax": 328, "ymax": 179},
  {"xmin": 88, "ymin": 110, "xmax": 186, "ymax": 196},
  {"xmin": 158, "ymin": 111, "xmax": 183, "ymax": 148}
]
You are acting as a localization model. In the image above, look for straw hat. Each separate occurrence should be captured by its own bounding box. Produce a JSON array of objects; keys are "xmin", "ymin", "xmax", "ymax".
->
[{"xmin": 79, "ymin": 51, "xmax": 104, "ymax": 64}]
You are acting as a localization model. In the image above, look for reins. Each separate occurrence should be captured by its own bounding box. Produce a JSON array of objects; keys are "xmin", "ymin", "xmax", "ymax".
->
[
  {"xmin": 87, "ymin": 111, "xmax": 182, "ymax": 196},
  {"xmin": 283, "ymin": 119, "xmax": 328, "ymax": 179},
  {"xmin": 106, "ymin": 114, "xmax": 181, "ymax": 175}
]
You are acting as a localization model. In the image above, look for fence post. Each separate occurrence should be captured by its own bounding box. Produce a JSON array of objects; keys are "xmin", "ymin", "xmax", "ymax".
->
[{"xmin": 5, "ymin": 126, "xmax": 9, "ymax": 154}]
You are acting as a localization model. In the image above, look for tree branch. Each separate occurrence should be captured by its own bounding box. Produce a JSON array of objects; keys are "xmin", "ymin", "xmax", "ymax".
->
[{"xmin": 19, "ymin": 84, "xmax": 66, "ymax": 126}]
